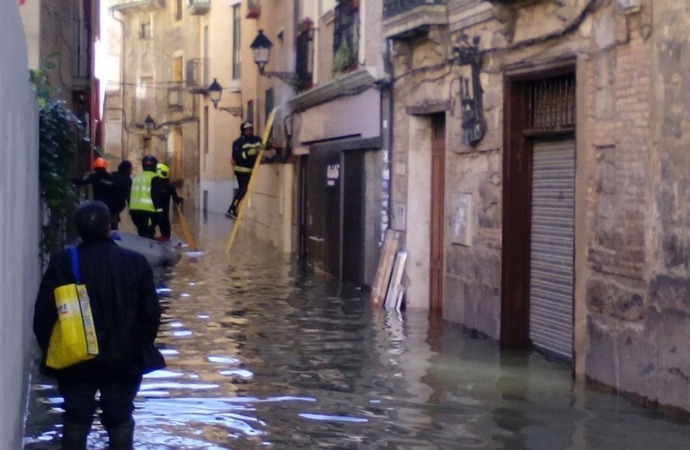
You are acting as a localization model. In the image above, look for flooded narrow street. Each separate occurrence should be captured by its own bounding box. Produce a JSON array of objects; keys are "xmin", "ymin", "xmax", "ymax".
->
[{"xmin": 24, "ymin": 212, "xmax": 690, "ymax": 449}]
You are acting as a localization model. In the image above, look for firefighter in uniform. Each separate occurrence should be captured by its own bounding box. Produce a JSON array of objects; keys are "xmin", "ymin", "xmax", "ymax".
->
[
  {"xmin": 71, "ymin": 157, "xmax": 121, "ymax": 230},
  {"xmin": 154, "ymin": 162, "xmax": 183, "ymax": 241},
  {"xmin": 226, "ymin": 120, "xmax": 262, "ymax": 218},
  {"xmin": 129, "ymin": 155, "xmax": 164, "ymax": 238}
]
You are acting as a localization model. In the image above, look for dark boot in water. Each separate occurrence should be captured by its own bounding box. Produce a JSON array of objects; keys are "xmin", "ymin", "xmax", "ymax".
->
[
  {"xmin": 106, "ymin": 418, "xmax": 135, "ymax": 450},
  {"xmin": 61, "ymin": 421, "xmax": 91, "ymax": 450}
]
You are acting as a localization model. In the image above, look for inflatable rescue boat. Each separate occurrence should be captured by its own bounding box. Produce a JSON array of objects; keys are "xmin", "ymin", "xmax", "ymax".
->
[{"xmin": 110, "ymin": 231, "xmax": 181, "ymax": 267}]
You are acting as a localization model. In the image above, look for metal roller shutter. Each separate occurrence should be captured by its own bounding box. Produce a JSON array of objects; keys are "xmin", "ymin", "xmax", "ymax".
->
[{"xmin": 529, "ymin": 140, "xmax": 575, "ymax": 360}]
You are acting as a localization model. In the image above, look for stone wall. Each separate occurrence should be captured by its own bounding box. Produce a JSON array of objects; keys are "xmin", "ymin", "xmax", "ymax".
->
[
  {"xmin": 604, "ymin": 0, "xmax": 690, "ymax": 412},
  {"xmin": 584, "ymin": 1, "xmax": 654, "ymax": 398},
  {"xmin": 0, "ymin": 1, "xmax": 41, "ymax": 447}
]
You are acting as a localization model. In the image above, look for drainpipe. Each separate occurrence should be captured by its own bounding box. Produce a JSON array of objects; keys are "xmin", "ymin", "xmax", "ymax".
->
[
  {"xmin": 381, "ymin": 38, "xmax": 394, "ymax": 244},
  {"xmin": 111, "ymin": 9, "xmax": 127, "ymax": 160}
]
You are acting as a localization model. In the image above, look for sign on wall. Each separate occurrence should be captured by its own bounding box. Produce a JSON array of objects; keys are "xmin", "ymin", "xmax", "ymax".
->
[{"xmin": 451, "ymin": 192, "xmax": 472, "ymax": 246}]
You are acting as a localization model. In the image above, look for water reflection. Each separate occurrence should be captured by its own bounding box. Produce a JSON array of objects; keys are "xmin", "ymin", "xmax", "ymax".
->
[{"xmin": 24, "ymin": 211, "xmax": 690, "ymax": 449}]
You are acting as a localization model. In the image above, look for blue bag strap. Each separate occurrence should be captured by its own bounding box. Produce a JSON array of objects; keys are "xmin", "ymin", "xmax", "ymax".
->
[{"xmin": 68, "ymin": 246, "xmax": 81, "ymax": 284}]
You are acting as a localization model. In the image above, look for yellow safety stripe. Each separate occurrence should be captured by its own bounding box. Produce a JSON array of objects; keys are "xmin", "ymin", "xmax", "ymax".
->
[
  {"xmin": 235, "ymin": 166, "xmax": 253, "ymax": 174},
  {"xmin": 243, "ymin": 142, "xmax": 261, "ymax": 156}
]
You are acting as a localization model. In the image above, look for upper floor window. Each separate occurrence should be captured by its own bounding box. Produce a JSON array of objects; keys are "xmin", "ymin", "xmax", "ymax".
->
[
  {"xmin": 294, "ymin": 19, "xmax": 313, "ymax": 91},
  {"xmin": 333, "ymin": 0, "xmax": 359, "ymax": 74},
  {"xmin": 139, "ymin": 20, "xmax": 151, "ymax": 39}
]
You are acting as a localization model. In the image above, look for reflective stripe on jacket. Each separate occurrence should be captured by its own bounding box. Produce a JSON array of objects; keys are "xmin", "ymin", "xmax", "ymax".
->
[
  {"xmin": 232, "ymin": 135, "xmax": 262, "ymax": 173},
  {"xmin": 235, "ymin": 166, "xmax": 253, "ymax": 174},
  {"xmin": 129, "ymin": 171, "xmax": 157, "ymax": 212}
]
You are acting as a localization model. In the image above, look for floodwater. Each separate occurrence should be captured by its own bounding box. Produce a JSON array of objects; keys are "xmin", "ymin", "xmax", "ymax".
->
[{"xmin": 24, "ymin": 212, "xmax": 690, "ymax": 449}]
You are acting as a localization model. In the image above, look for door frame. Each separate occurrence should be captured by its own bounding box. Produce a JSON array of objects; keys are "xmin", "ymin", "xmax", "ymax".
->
[
  {"xmin": 501, "ymin": 63, "xmax": 577, "ymax": 349},
  {"xmin": 430, "ymin": 113, "xmax": 446, "ymax": 313}
]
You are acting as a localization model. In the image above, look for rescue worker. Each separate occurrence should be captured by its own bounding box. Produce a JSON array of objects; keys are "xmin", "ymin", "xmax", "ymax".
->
[
  {"xmin": 154, "ymin": 162, "xmax": 183, "ymax": 242},
  {"xmin": 226, "ymin": 120, "xmax": 262, "ymax": 218},
  {"xmin": 129, "ymin": 155, "xmax": 164, "ymax": 239},
  {"xmin": 33, "ymin": 200, "xmax": 165, "ymax": 450},
  {"xmin": 110, "ymin": 160, "xmax": 133, "ymax": 230},
  {"xmin": 71, "ymin": 157, "xmax": 120, "ymax": 229}
]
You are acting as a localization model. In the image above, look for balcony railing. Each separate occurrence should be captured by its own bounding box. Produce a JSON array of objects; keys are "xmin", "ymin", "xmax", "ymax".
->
[
  {"xmin": 167, "ymin": 84, "xmax": 185, "ymax": 110},
  {"xmin": 188, "ymin": 0, "xmax": 210, "ymax": 15},
  {"xmin": 383, "ymin": 0, "xmax": 445, "ymax": 20},
  {"xmin": 186, "ymin": 58, "xmax": 208, "ymax": 94},
  {"xmin": 383, "ymin": 0, "xmax": 448, "ymax": 40},
  {"xmin": 112, "ymin": 0, "xmax": 164, "ymax": 11}
]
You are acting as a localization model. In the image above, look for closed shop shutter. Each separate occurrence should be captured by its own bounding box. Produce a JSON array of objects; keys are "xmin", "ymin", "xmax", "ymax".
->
[{"xmin": 529, "ymin": 140, "xmax": 575, "ymax": 360}]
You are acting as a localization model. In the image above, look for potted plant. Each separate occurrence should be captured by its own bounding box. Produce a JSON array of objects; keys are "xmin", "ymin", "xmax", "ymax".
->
[
  {"xmin": 246, "ymin": 0, "xmax": 261, "ymax": 19},
  {"xmin": 298, "ymin": 17, "xmax": 314, "ymax": 38}
]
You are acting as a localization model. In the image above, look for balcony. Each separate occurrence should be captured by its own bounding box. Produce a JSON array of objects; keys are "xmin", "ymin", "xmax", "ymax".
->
[
  {"xmin": 186, "ymin": 58, "xmax": 208, "ymax": 94},
  {"xmin": 188, "ymin": 0, "xmax": 210, "ymax": 15},
  {"xmin": 111, "ymin": 0, "xmax": 164, "ymax": 13},
  {"xmin": 383, "ymin": 0, "xmax": 448, "ymax": 40},
  {"xmin": 167, "ymin": 84, "xmax": 185, "ymax": 110}
]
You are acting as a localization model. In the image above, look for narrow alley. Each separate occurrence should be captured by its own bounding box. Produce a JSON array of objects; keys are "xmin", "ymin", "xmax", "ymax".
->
[{"xmin": 23, "ymin": 212, "xmax": 690, "ymax": 449}]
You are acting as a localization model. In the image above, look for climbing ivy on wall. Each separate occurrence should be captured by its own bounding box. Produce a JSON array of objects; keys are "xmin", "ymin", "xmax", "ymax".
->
[{"xmin": 30, "ymin": 67, "xmax": 82, "ymax": 258}]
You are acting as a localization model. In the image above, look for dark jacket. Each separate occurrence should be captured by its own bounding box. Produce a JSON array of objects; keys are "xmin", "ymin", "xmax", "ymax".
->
[
  {"xmin": 111, "ymin": 170, "xmax": 132, "ymax": 213},
  {"xmin": 232, "ymin": 134, "xmax": 262, "ymax": 171},
  {"xmin": 156, "ymin": 180, "xmax": 182, "ymax": 213},
  {"xmin": 72, "ymin": 169, "xmax": 120, "ymax": 215},
  {"xmin": 33, "ymin": 239, "xmax": 165, "ymax": 380}
]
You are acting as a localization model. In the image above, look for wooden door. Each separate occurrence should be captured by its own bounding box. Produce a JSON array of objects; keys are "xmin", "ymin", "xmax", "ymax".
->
[
  {"xmin": 430, "ymin": 114, "xmax": 445, "ymax": 312},
  {"xmin": 307, "ymin": 150, "xmax": 341, "ymax": 277},
  {"xmin": 342, "ymin": 151, "xmax": 365, "ymax": 285}
]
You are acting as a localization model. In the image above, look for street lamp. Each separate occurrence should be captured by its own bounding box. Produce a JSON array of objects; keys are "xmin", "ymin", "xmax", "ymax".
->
[
  {"xmin": 206, "ymin": 79, "xmax": 243, "ymax": 117},
  {"xmin": 144, "ymin": 114, "xmax": 155, "ymax": 133},
  {"xmin": 207, "ymin": 78, "xmax": 223, "ymax": 109},
  {"xmin": 250, "ymin": 30, "xmax": 295, "ymax": 86}
]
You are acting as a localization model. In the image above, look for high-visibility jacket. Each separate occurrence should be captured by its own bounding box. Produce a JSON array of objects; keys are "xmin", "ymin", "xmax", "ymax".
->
[
  {"xmin": 129, "ymin": 171, "xmax": 158, "ymax": 212},
  {"xmin": 232, "ymin": 135, "xmax": 262, "ymax": 174}
]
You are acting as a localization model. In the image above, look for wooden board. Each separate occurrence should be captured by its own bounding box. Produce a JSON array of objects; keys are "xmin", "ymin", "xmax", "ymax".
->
[
  {"xmin": 384, "ymin": 249, "xmax": 407, "ymax": 311},
  {"xmin": 176, "ymin": 204, "xmax": 199, "ymax": 251},
  {"xmin": 370, "ymin": 230, "xmax": 400, "ymax": 306}
]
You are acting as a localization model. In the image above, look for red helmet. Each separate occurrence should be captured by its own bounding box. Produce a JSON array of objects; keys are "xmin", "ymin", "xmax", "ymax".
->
[{"xmin": 93, "ymin": 157, "xmax": 108, "ymax": 169}]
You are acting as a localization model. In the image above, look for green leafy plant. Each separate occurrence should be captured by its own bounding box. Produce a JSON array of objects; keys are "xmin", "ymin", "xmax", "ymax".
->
[
  {"xmin": 333, "ymin": 36, "xmax": 358, "ymax": 74},
  {"xmin": 31, "ymin": 67, "xmax": 83, "ymax": 257}
]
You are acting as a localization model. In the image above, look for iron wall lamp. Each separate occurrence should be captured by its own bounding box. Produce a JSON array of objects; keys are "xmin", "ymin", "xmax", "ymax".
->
[
  {"xmin": 144, "ymin": 114, "xmax": 155, "ymax": 133},
  {"xmin": 453, "ymin": 34, "xmax": 485, "ymax": 145},
  {"xmin": 250, "ymin": 30, "xmax": 296, "ymax": 86},
  {"xmin": 142, "ymin": 115, "xmax": 170, "ymax": 141},
  {"xmin": 207, "ymin": 79, "xmax": 223, "ymax": 109},
  {"xmin": 206, "ymin": 79, "xmax": 243, "ymax": 117}
]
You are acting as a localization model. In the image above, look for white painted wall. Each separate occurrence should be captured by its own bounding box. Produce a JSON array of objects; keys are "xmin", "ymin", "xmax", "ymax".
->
[
  {"xmin": 0, "ymin": 1, "xmax": 41, "ymax": 448},
  {"xmin": 200, "ymin": 179, "xmax": 235, "ymax": 214}
]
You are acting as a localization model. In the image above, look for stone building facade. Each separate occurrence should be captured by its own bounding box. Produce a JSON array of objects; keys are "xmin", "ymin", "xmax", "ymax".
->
[
  {"xmin": 387, "ymin": 0, "xmax": 690, "ymax": 413},
  {"xmin": 108, "ymin": 0, "xmax": 202, "ymax": 204},
  {"xmin": 288, "ymin": 0, "xmax": 388, "ymax": 286}
]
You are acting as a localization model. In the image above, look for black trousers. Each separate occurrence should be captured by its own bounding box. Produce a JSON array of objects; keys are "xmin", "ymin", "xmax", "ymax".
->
[
  {"xmin": 110, "ymin": 213, "xmax": 121, "ymax": 231},
  {"xmin": 228, "ymin": 171, "xmax": 251, "ymax": 214},
  {"xmin": 157, "ymin": 208, "xmax": 171, "ymax": 239},
  {"xmin": 57, "ymin": 375, "xmax": 142, "ymax": 428},
  {"xmin": 130, "ymin": 210, "xmax": 157, "ymax": 238}
]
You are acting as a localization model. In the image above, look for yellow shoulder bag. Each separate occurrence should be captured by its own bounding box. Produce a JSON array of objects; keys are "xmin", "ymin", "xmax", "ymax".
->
[{"xmin": 46, "ymin": 246, "xmax": 99, "ymax": 369}]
